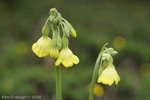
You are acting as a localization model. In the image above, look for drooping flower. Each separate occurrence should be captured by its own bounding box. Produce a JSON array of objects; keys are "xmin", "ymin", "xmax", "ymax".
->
[
  {"xmin": 55, "ymin": 48, "xmax": 79, "ymax": 68},
  {"xmin": 50, "ymin": 47, "xmax": 59, "ymax": 58},
  {"xmin": 97, "ymin": 65, "xmax": 120, "ymax": 86},
  {"xmin": 32, "ymin": 36, "xmax": 51, "ymax": 57},
  {"xmin": 49, "ymin": 37, "xmax": 59, "ymax": 58}
]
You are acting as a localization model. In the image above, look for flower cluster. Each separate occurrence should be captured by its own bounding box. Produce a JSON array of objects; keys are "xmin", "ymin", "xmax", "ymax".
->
[
  {"xmin": 97, "ymin": 47, "xmax": 120, "ymax": 86},
  {"xmin": 32, "ymin": 8, "xmax": 79, "ymax": 68}
]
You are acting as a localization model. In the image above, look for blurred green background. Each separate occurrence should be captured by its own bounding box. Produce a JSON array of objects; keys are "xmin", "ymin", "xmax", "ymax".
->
[{"xmin": 0, "ymin": 0, "xmax": 150, "ymax": 100}]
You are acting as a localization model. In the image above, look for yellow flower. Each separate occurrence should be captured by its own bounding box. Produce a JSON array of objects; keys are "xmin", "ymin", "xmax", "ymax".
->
[
  {"xmin": 49, "ymin": 37, "xmax": 60, "ymax": 58},
  {"xmin": 50, "ymin": 47, "xmax": 59, "ymax": 58},
  {"xmin": 55, "ymin": 48, "xmax": 79, "ymax": 68},
  {"xmin": 32, "ymin": 36, "xmax": 51, "ymax": 57},
  {"xmin": 97, "ymin": 66, "xmax": 120, "ymax": 86}
]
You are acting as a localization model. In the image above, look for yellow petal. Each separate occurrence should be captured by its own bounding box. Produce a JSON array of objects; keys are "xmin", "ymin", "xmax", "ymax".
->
[
  {"xmin": 73, "ymin": 55, "xmax": 79, "ymax": 64},
  {"xmin": 32, "ymin": 37, "xmax": 51, "ymax": 57},
  {"xmin": 62, "ymin": 59, "xmax": 73, "ymax": 68},
  {"xmin": 97, "ymin": 66, "xmax": 120, "ymax": 86},
  {"xmin": 55, "ymin": 58, "xmax": 61, "ymax": 66},
  {"xmin": 55, "ymin": 48, "xmax": 79, "ymax": 68},
  {"xmin": 50, "ymin": 48, "xmax": 59, "ymax": 58}
]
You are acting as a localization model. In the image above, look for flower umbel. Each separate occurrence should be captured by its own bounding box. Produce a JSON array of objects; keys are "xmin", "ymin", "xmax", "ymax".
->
[
  {"xmin": 97, "ymin": 46, "xmax": 120, "ymax": 86},
  {"xmin": 32, "ymin": 8, "xmax": 79, "ymax": 66},
  {"xmin": 32, "ymin": 36, "xmax": 51, "ymax": 57},
  {"xmin": 97, "ymin": 65, "xmax": 120, "ymax": 86},
  {"xmin": 55, "ymin": 48, "xmax": 79, "ymax": 68}
]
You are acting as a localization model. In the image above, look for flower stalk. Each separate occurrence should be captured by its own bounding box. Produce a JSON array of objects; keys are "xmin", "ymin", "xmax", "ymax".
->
[
  {"xmin": 89, "ymin": 44, "xmax": 107, "ymax": 100},
  {"xmin": 55, "ymin": 65, "xmax": 61, "ymax": 100}
]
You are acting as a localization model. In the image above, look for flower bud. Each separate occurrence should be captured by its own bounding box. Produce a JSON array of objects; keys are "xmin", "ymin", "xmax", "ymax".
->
[
  {"xmin": 63, "ymin": 23, "xmax": 70, "ymax": 37},
  {"xmin": 49, "ymin": 8, "xmax": 62, "ymax": 28},
  {"xmin": 56, "ymin": 13, "xmax": 62, "ymax": 26},
  {"xmin": 102, "ymin": 53, "xmax": 110, "ymax": 60},
  {"xmin": 70, "ymin": 29, "xmax": 76, "ymax": 37},
  {"xmin": 111, "ymin": 51, "xmax": 118, "ymax": 56},
  {"xmin": 49, "ymin": 16, "xmax": 55, "ymax": 24},
  {"xmin": 107, "ymin": 48, "xmax": 114, "ymax": 52},
  {"xmin": 49, "ymin": 8, "xmax": 57, "ymax": 17},
  {"xmin": 103, "ymin": 48, "xmax": 118, "ymax": 56},
  {"xmin": 63, "ymin": 19, "xmax": 77, "ymax": 37},
  {"xmin": 103, "ymin": 48, "xmax": 113, "ymax": 53}
]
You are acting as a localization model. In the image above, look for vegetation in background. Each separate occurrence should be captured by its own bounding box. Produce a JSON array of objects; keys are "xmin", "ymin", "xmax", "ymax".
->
[{"xmin": 0, "ymin": 0, "xmax": 150, "ymax": 100}]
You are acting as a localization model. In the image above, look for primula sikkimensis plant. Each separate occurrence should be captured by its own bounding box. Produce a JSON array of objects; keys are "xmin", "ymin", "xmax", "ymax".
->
[
  {"xmin": 89, "ymin": 43, "xmax": 120, "ymax": 100},
  {"xmin": 32, "ymin": 8, "xmax": 79, "ymax": 100}
]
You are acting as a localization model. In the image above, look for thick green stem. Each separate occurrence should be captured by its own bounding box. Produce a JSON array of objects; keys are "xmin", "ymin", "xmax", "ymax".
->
[
  {"xmin": 89, "ymin": 55, "xmax": 101, "ymax": 100},
  {"xmin": 89, "ymin": 43, "xmax": 108, "ymax": 100},
  {"xmin": 55, "ymin": 65, "xmax": 61, "ymax": 100}
]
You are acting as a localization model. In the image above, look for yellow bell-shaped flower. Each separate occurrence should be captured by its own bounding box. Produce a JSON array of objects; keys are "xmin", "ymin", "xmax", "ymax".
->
[
  {"xmin": 97, "ymin": 65, "xmax": 120, "ymax": 86},
  {"xmin": 49, "ymin": 37, "xmax": 59, "ymax": 58},
  {"xmin": 32, "ymin": 36, "xmax": 51, "ymax": 57},
  {"xmin": 50, "ymin": 47, "xmax": 59, "ymax": 58},
  {"xmin": 55, "ymin": 48, "xmax": 79, "ymax": 68}
]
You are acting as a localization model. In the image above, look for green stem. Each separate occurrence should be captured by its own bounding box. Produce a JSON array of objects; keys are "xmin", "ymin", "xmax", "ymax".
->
[
  {"xmin": 44, "ymin": 17, "xmax": 50, "ymax": 26},
  {"xmin": 55, "ymin": 65, "xmax": 61, "ymax": 100},
  {"xmin": 89, "ymin": 55, "xmax": 101, "ymax": 100},
  {"xmin": 89, "ymin": 43, "xmax": 108, "ymax": 100}
]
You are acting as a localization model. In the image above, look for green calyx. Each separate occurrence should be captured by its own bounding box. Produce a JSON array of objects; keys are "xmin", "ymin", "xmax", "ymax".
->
[
  {"xmin": 62, "ymin": 35, "xmax": 69, "ymax": 49},
  {"xmin": 57, "ymin": 34, "xmax": 62, "ymax": 49},
  {"xmin": 42, "ymin": 17, "xmax": 50, "ymax": 37},
  {"xmin": 51, "ymin": 37, "xmax": 57, "ymax": 48},
  {"xmin": 52, "ymin": 26, "xmax": 62, "ymax": 49},
  {"xmin": 42, "ymin": 24, "xmax": 49, "ymax": 37}
]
